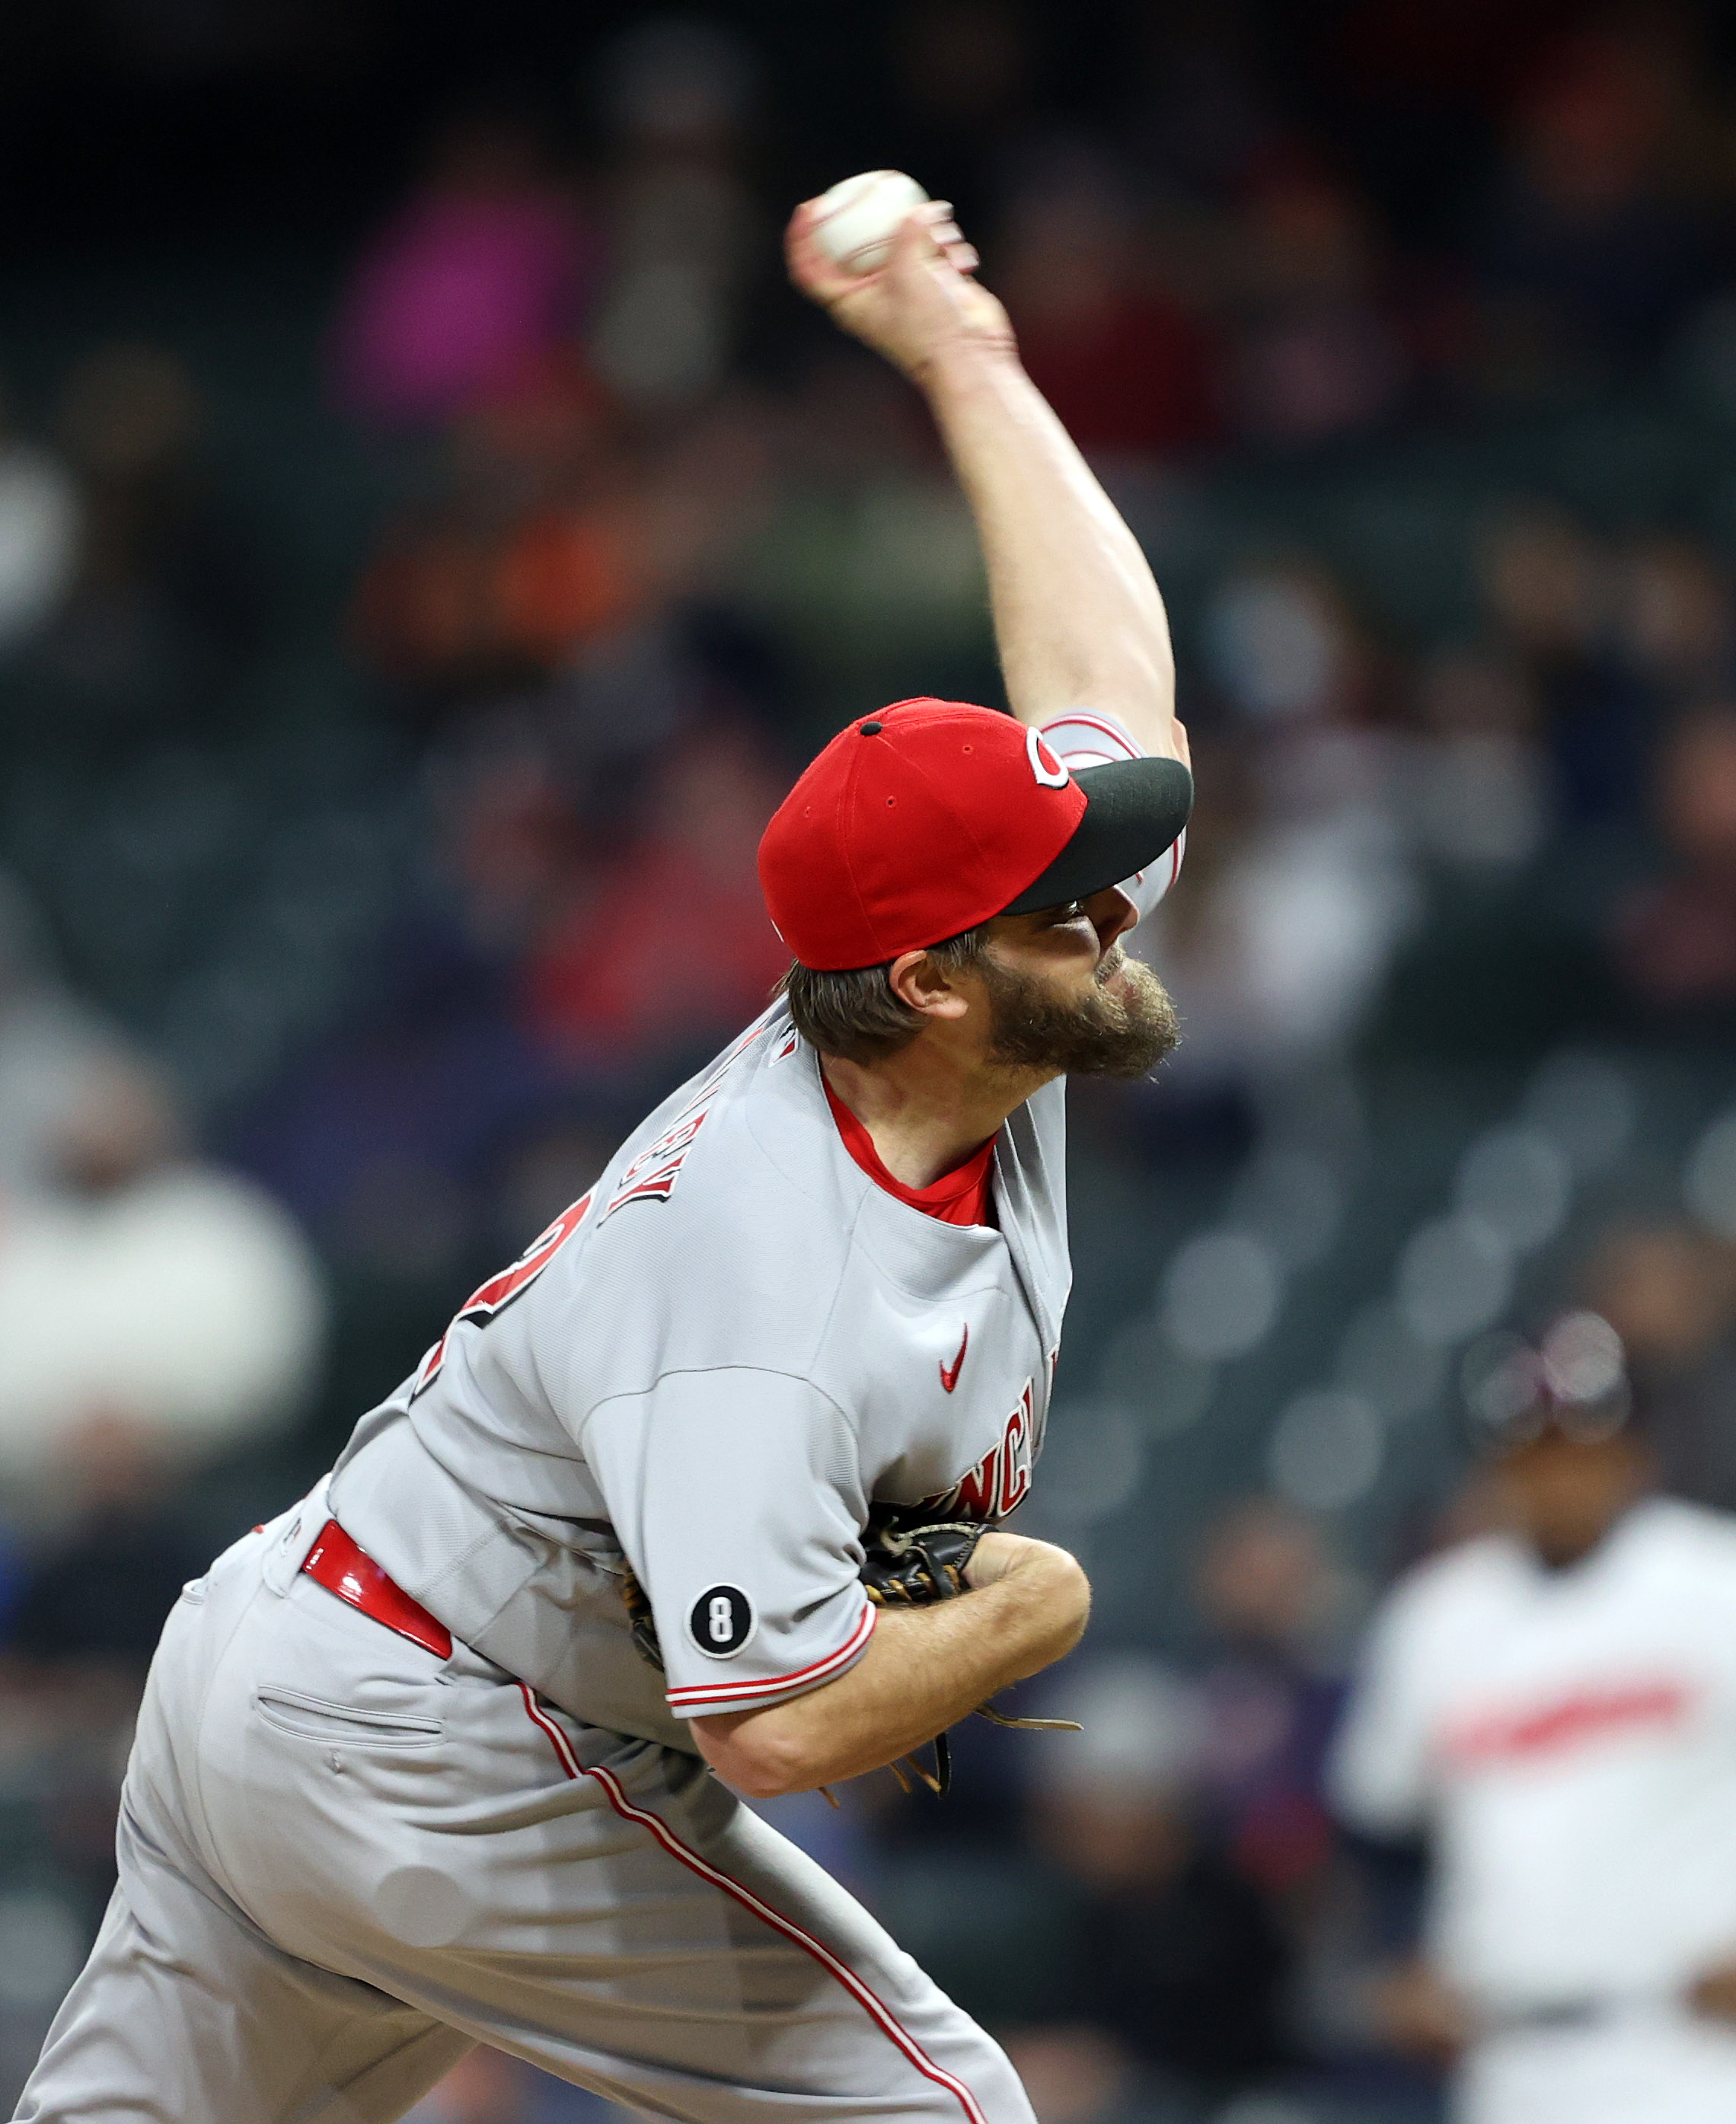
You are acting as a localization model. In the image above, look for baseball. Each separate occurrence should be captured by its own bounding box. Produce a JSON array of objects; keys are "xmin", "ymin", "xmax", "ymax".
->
[{"xmin": 811, "ymin": 170, "xmax": 930, "ymax": 276}]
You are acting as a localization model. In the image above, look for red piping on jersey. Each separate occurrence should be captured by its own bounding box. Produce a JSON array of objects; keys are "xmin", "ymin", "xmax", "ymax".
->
[
  {"xmin": 664, "ymin": 1599, "xmax": 876, "ymax": 1708},
  {"xmin": 516, "ymin": 1683, "xmax": 988, "ymax": 2124},
  {"xmin": 822, "ymin": 1076, "xmax": 995, "ymax": 1229},
  {"xmin": 1042, "ymin": 716, "xmax": 1186, "ymax": 897},
  {"xmin": 1042, "ymin": 711, "xmax": 1139, "ymax": 761}
]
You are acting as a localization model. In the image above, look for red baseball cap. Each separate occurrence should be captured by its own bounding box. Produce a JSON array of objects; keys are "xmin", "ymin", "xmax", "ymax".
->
[{"xmin": 758, "ymin": 697, "xmax": 1193, "ymax": 971}]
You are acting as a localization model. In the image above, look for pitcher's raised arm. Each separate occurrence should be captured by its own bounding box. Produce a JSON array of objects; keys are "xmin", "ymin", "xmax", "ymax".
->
[{"xmin": 787, "ymin": 197, "xmax": 1186, "ymax": 766}]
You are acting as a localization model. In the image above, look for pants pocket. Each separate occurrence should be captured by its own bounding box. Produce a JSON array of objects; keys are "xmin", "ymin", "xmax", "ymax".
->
[{"xmin": 254, "ymin": 1685, "xmax": 443, "ymax": 1749}]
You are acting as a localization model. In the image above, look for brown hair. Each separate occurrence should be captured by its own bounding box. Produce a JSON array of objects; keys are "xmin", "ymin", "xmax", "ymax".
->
[{"xmin": 777, "ymin": 926, "xmax": 990, "ymax": 1064}]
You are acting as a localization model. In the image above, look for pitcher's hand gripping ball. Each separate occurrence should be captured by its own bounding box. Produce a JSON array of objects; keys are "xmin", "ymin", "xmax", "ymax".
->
[{"xmin": 810, "ymin": 170, "xmax": 930, "ymax": 275}]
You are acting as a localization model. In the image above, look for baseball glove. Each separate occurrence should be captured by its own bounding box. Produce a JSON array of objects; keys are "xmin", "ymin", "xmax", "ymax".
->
[
  {"xmin": 860, "ymin": 1510, "xmax": 988, "ymax": 1607},
  {"xmin": 859, "ymin": 1509, "xmax": 1078, "ymax": 1797},
  {"xmin": 619, "ymin": 1563, "xmax": 664, "ymax": 1673}
]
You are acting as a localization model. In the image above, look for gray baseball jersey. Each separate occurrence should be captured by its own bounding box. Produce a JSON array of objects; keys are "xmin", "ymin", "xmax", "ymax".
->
[
  {"xmin": 14, "ymin": 710, "xmax": 1180, "ymax": 2124},
  {"xmin": 326, "ymin": 710, "xmax": 1173, "ymax": 1747}
]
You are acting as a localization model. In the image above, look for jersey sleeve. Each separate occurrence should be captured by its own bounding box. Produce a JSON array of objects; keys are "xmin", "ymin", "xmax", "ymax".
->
[
  {"xmin": 1326, "ymin": 1587, "xmax": 1439, "ymax": 1839},
  {"xmin": 580, "ymin": 1367, "xmax": 876, "ymax": 1719},
  {"xmin": 1039, "ymin": 709, "xmax": 1186, "ymax": 923}
]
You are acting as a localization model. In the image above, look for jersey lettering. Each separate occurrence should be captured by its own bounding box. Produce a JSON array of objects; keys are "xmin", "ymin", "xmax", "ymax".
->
[
  {"xmin": 605, "ymin": 1108, "xmax": 710, "ymax": 1215},
  {"xmin": 928, "ymin": 1382, "xmax": 1036, "ymax": 1521},
  {"xmin": 1442, "ymin": 1679, "xmax": 1692, "ymax": 1765},
  {"xmin": 410, "ymin": 1191, "xmax": 594, "ymax": 1401},
  {"xmin": 602, "ymin": 1024, "xmax": 767, "ymax": 1220}
]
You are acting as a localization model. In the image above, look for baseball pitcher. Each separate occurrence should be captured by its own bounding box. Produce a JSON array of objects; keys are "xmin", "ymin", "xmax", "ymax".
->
[{"xmin": 15, "ymin": 197, "xmax": 1192, "ymax": 2124}]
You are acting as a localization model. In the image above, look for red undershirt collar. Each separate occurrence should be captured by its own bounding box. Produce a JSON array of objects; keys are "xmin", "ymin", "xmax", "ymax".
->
[{"xmin": 822, "ymin": 1075, "xmax": 997, "ymax": 1229}]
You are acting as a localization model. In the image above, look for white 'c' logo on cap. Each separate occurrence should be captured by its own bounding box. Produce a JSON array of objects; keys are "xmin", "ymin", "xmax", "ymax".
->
[{"xmin": 1026, "ymin": 726, "xmax": 1070, "ymax": 789}]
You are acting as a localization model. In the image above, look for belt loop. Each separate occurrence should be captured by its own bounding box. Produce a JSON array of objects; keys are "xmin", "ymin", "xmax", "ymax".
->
[{"xmin": 261, "ymin": 1473, "xmax": 333, "ymax": 1596}]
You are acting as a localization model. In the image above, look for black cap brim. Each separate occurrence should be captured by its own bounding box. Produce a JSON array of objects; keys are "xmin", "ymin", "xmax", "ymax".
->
[{"xmin": 1001, "ymin": 756, "xmax": 1195, "ymax": 915}]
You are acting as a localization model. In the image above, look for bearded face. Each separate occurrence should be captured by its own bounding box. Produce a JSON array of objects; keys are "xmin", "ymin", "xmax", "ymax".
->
[{"xmin": 978, "ymin": 943, "xmax": 1180, "ymax": 1080}]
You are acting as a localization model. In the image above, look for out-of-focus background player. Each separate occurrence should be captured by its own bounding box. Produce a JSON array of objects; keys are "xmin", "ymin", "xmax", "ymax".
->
[
  {"xmin": 1332, "ymin": 1356, "xmax": 1736, "ymax": 2124},
  {"xmin": 16, "ymin": 7, "xmax": 1736, "ymax": 2123}
]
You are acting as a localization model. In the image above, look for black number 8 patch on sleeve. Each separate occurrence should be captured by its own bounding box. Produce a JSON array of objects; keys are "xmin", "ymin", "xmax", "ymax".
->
[{"xmin": 688, "ymin": 1584, "xmax": 755, "ymax": 1659}]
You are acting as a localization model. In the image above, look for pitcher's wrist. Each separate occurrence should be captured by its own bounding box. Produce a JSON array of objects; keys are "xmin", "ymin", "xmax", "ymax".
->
[{"xmin": 911, "ymin": 333, "xmax": 1024, "ymax": 400}]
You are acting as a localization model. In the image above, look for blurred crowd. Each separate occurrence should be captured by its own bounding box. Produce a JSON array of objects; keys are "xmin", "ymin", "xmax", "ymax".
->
[{"xmin": 8, "ymin": 3, "xmax": 1736, "ymax": 2119}]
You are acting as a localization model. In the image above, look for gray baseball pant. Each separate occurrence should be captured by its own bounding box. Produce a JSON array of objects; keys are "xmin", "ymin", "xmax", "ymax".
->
[{"xmin": 12, "ymin": 1498, "xmax": 1032, "ymax": 2124}]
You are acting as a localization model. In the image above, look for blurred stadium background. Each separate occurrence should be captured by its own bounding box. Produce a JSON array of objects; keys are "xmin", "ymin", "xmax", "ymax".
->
[{"xmin": 4, "ymin": 2, "xmax": 1736, "ymax": 2118}]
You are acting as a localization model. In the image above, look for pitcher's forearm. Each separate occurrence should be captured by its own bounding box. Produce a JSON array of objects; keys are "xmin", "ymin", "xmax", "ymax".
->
[
  {"xmin": 921, "ymin": 346, "xmax": 1182, "ymax": 761},
  {"xmin": 693, "ymin": 1545, "xmax": 1089, "ymax": 1796}
]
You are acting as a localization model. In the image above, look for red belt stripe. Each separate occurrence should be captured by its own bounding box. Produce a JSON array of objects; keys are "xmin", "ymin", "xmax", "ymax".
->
[{"xmin": 301, "ymin": 1520, "xmax": 452, "ymax": 1660}]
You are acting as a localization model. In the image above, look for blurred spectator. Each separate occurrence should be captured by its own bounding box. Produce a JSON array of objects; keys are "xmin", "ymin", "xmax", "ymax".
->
[
  {"xmin": 230, "ymin": 863, "xmax": 557, "ymax": 1289},
  {"xmin": 356, "ymin": 380, "xmax": 771, "ymax": 720},
  {"xmin": 1143, "ymin": 565, "xmax": 1417, "ymax": 1091},
  {"xmin": 1477, "ymin": 24, "xmax": 1722, "ymax": 387},
  {"xmin": 1192, "ymin": 1501, "xmax": 1353, "ymax": 1907},
  {"xmin": 0, "ymin": 387, "xmax": 79, "ymax": 659},
  {"xmin": 735, "ymin": 352, "xmax": 992, "ymax": 713},
  {"xmin": 585, "ymin": 21, "xmax": 763, "ymax": 413},
  {"xmin": 1137, "ymin": 759, "xmax": 1415, "ymax": 1091},
  {"xmin": 0, "ymin": 1059, "xmax": 326, "ymax": 2081},
  {"xmin": 996, "ymin": 164, "xmax": 1222, "ymax": 461},
  {"xmin": 1122, "ymin": 18, "xmax": 1278, "ymax": 207},
  {"xmin": 3, "ymin": 1410, "xmax": 215, "ymax": 1673},
  {"xmin": 353, "ymin": 363, "xmax": 640, "ymax": 709},
  {"xmin": 0, "ymin": 1048, "xmax": 324, "ymax": 1490},
  {"xmin": 0, "ymin": 875, "xmax": 128, "ymax": 1201},
  {"xmin": 23, "ymin": 344, "xmax": 263, "ymax": 748},
  {"xmin": 1332, "ymin": 1376, "xmax": 1736, "ymax": 2123},
  {"xmin": 239, "ymin": 593, "xmax": 789, "ymax": 1280},
  {"xmin": 1479, "ymin": 505, "xmax": 1647, "ymax": 828},
  {"xmin": 1581, "ymin": 1223, "xmax": 1736, "ymax": 1509},
  {"xmin": 328, "ymin": 113, "xmax": 601, "ymax": 432},
  {"xmin": 519, "ymin": 719, "xmax": 789, "ymax": 1070},
  {"xmin": 1401, "ymin": 648, "xmax": 1551, "ymax": 873},
  {"xmin": 1612, "ymin": 706, "xmax": 1736, "ymax": 1019},
  {"xmin": 1227, "ymin": 176, "xmax": 1408, "ymax": 450},
  {"xmin": 1022, "ymin": 1653, "xmax": 1294, "ymax": 2105},
  {"xmin": 1613, "ymin": 536, "xmax": 1734, "ymax": 707},
  {"xmin": 1203, "ymin": 560, "xmax": 1376, "ymax": 729},
  {"xmin": 888, "ymin": 0, "xmax": 1042, "ymax": 232},
  {"xmin": 1479, "ymin": 506, "xmax": 1604, "ymax": 677}
]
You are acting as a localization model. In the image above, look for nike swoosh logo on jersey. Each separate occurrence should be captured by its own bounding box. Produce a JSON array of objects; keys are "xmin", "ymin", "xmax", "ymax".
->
[{"xmin": 940, "ymin": 1326, "xmax": 969, "ymax": 1394}]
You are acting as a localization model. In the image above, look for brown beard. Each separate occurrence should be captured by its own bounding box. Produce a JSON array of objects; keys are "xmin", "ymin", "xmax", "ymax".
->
[{"xmin": 978, "ymin": 946, "xmax": 1181, "ymax": 1080}]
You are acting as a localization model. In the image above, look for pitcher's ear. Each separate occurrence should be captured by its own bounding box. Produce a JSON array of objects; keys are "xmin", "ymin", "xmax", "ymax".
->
[{"xmin": 887, "ymin": 946, "xmax": 972, "ymax": 1021}]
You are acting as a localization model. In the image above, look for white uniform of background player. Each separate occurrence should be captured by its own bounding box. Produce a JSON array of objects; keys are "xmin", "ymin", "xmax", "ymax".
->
[
  {"xmin": 13, "ymin": 204, "xmax": 1193, "ymax": 2122},
  {"xmin": 1332, "ymin": 1494, "xmax": 1736, "ymax": 2124}
]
